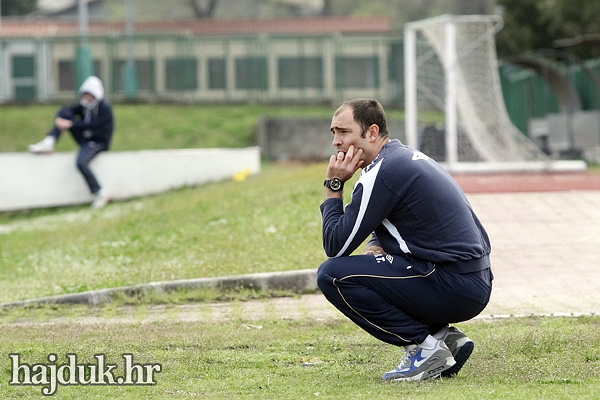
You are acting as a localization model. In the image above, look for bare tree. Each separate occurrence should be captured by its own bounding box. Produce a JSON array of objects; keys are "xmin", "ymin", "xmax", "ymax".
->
[{"xmin": 189, "ymin": 0, "xmax": 218, "ymax": 19}]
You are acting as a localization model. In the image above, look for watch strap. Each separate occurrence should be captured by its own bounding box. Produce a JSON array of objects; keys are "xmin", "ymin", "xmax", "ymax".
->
[{"xmin": 324, "ymin": 178, "xmax": 344, "ymax": 191}]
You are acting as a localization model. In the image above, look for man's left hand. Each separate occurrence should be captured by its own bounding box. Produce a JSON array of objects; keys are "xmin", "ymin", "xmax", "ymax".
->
[{"xmin": 364, "ymin": 245, "xmax": 385, "ymax": 255}]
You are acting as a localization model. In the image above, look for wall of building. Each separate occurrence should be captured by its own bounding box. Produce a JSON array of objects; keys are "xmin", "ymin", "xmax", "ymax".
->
[{"xmin": 0, "ymin": 33, "xmax": 404, "ymax": 105}]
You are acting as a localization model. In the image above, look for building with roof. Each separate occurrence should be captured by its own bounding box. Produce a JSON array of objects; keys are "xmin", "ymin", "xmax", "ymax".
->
[{"xmin": 0, "ymin": 13, "xmax": 401, "ymax": 104}]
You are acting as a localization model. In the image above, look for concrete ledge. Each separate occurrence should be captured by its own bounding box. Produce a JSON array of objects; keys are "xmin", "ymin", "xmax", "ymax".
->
[
  {"xmin": 0, "ymin": 269, "xmax": 319, "ymax": 307},
  {"xmin": 441, "ymin": 159, "xmax": 588, "ymax": 174},
  {"xmin": 0, "ymin": 147, "xmax": 261, "ymax": 211}
]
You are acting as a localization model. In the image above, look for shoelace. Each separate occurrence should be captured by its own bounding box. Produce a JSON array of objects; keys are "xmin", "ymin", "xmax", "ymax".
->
[{"xmin": 399, "ymin": 345, "xmax": 419, "ymax": 369}]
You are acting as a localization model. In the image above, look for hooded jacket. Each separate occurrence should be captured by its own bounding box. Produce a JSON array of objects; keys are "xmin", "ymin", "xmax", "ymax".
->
[
  {"xmin": 79, "ymin": 75, "xmax": 105, "ymax": 100},
  {"xmin": 64, "ymin": 76, "xmax": 114, "ymax": 148}
]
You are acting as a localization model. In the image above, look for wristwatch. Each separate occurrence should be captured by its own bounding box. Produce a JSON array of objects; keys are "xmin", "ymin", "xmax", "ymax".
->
[{"xmin": 324, "ymin": 178, "xmax": 344, "ymax": 191}]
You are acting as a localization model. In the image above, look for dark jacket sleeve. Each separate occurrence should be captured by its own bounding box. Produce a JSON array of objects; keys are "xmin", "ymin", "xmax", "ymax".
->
[
  {"xmin": 70, "ymin": 101, "xmax": 114, "ymax": 147},
  {"xmin": 320, "ymin": 161, "xmax": 399, "ymax": 258}
]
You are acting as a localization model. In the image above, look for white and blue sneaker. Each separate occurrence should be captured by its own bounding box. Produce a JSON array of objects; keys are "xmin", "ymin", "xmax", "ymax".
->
[
  {"xmin": 439, "ymin": 326, "xmax": 474, "ymax": 378},
  {"xmin": 382, "ymin": 340, "xmax": 455, "ymax": 381}
]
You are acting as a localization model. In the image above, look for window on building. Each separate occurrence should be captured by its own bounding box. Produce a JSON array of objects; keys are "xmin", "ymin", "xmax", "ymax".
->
[
  {"xmin": 278, "ymin": 57, "xmax": 323, "ymax": 89},
  {"xmin": 235, "ymin": 57, "xmax": 267, "ymax": 90},
  {"xmin": 165, "ymin": 58, "xmax": 198, "ymax": 91},
  {"xmin": 12, "ymin": 55, "xmax": 36, "ymax": 100},
  {"xmin": 12, "ymin": 55, "xmax": 35, "ymax": 78},
  {"xmin": 112, "ymin": 59, "xmax": 155, "ymax": 92},
  {"xmin": 58, "ymin": 60, "xmax": 102, "ymax": 92},
  {"xmin": 335, "ymin": 56, "xmax": 380, "ymax": 89},
  {"xmin": 58, "ymin": 61, "xmax": 74, "ymax": 91},
  {"xmin": 208, "ymin": 58, "xmax": 226, "ymax": 90}
]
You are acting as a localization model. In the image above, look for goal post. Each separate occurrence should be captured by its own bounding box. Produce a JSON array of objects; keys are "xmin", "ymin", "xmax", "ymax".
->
[{"xmin": 404, "ymin": 14, "xmax": 587, "ymax": 173}]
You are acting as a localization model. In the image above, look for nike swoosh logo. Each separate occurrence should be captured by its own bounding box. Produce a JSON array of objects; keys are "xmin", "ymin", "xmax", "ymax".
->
[{"xmin": 412, "ymin": 350, "xmax": 427, "ymax": 368}]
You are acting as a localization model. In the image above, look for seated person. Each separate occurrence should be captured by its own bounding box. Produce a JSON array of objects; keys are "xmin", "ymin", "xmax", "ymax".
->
[{"xmin": 29, "ymin": 75, "xmax": 114, "ymax": 208}]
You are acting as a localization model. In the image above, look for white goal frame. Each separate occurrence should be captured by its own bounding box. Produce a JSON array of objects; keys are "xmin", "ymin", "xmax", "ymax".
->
[{"xmin": 404, "ymin": 14, "xmax": 586, "ymax": 173}]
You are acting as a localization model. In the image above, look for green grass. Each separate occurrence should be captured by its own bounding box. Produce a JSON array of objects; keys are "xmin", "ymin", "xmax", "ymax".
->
[
  {"xmin": 0, "ymin": 103, "xmax": 408, "ymax": 153},
  {"xmin": 1, "ymin": 311, "xmax": 600, "ymax": 399},
  {"xmin": 0, "ymin": 103, "xmax": 374, "ymax": 303},
  {"xmin": 0, "ymin": 162, "xmax": 354, "ymax": 303}
]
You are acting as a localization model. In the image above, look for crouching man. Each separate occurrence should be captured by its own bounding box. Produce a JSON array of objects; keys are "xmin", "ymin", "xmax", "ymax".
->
[{"xmin": 317, "ymin": 98, "xmax": 493, "ymax": 381}]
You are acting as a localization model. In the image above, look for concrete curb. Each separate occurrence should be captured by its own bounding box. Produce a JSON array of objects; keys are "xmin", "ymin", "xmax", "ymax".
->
[{"xmin": 0, "ymin": 269, "xmax": 318, "ymax": 308}]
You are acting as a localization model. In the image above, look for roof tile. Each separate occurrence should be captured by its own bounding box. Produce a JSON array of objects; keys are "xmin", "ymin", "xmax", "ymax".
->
[{"xmin": 0, "ymin": 16, "xmax": 392, "ymax": 37}]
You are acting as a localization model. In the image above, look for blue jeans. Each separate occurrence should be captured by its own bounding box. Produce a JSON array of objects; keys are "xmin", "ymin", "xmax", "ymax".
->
[
  {"xmin": 317, "ymin": 253, "xmax": 492, "ymax": 346},
  {"xmin": 74, "ymin": 141, "xmax": 106, "ymax": 194}
]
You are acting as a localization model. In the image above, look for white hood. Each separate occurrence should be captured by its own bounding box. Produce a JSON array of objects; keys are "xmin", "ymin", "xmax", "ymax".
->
[{"xmin": 78, "ymin": 75, "xmax": 104, "ymax": 100}]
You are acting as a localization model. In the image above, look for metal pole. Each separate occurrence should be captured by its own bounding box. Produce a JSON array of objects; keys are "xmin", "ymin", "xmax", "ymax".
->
[
  {"xmin": 444, "ymin": 18, "xmax": 458, "ymax": 168},
  {"xmin": 78, "ymin": 0, "xmax": 88, "ymax": 37},
  {"xmin": 75, "ymin": 0, "xmax": 93, "ymax": 89},
  {"xmin": 404, "ymin": 26, "xmax": 418, "ymax": 150},
  {"xmin": 124, "ymin": 0, "xmax": 137, "ymax": 99}
]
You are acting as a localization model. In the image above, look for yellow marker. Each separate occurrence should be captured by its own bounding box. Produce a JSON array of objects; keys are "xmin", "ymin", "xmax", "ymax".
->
[{"xmin": 233, "ymin": 168, "xmax": 251, "ymax": 181}]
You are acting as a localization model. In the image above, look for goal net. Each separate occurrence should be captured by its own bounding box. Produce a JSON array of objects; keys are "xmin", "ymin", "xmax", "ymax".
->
[{"xmin": 404, "ymin": 14, "xmax": 554, "ymax": 172}]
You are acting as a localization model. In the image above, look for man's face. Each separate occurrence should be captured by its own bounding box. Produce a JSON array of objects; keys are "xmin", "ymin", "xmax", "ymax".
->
[{"xmin": 330, "ymin": 106, "xmax": 369, "ymax": 161}]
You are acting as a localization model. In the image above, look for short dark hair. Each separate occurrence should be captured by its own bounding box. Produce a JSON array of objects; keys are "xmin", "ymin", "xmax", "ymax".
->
[{"xmin": 337, "ymin": 98, "xmax": 389, "ymax": 138}]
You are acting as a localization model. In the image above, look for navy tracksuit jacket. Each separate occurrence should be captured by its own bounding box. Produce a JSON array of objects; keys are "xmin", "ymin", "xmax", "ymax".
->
[{"xmin": 317, "ymin": 139, "xmax": 493, "ymax": 346}]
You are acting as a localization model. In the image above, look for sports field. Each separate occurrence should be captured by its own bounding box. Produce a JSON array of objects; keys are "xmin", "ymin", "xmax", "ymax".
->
[{"xmin": 1, "ymin": 105, "xmax": 600, "ymax": 399}]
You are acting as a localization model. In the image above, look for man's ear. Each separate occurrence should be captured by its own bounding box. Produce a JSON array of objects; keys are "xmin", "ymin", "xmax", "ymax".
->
[{"xmin": 368, "ymin": 124, "xmax": 380, "ymax": 142}]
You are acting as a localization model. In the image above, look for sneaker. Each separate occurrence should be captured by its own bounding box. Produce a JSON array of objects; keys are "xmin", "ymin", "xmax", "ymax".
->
[
  {"xmin": 382, "ymin": 340, "xmax": 455, "ymax": 381},
  {"xmin": 92, "ymin": 189, "xmax": 111, "ymax": 208},
  {"xmin": 439, "ymin": 326, "xmax": 474, "ymax": 378},
  {"xmin": 28, "ymin": 136, "xmax": 55, "ymax": 154}
]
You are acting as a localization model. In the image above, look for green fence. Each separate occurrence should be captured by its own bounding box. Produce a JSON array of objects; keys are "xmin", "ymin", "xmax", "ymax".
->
[{"xmin": 499, "ymin": 57, "xmax": 600, "ymax": 135}]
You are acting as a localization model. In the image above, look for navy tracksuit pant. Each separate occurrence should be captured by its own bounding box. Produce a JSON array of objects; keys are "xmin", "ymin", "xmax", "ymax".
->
[{"xmin": 317, "ymin": 253, "xmax": 492, "ymax": 347}]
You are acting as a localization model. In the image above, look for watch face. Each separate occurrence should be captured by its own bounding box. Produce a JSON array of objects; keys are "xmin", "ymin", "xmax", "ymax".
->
[{"xmin": 330, "ymin": 178, "xmax": 342, "ymax": 191}]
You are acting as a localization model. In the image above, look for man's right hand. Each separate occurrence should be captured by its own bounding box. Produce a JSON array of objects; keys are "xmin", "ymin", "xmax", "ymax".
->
[
  {"xmin": 55, "ymin": 117, "xmax": 73, "ymax": 132},
  {"xmin": 326, "ymin": 144, "xmax": 364, "ymax": 182},
  {"xmin": 324, "ymin": 145, "xmax": 364, "ymax": 200}
]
